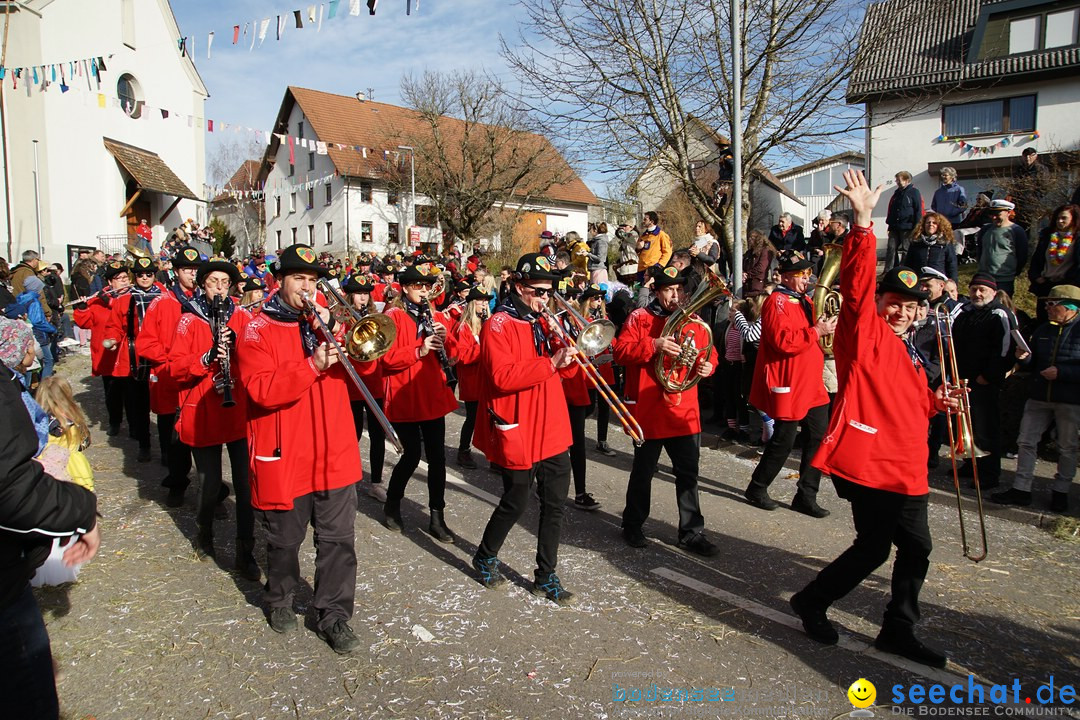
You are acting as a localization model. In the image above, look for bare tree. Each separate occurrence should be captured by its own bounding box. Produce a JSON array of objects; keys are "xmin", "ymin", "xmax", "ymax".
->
[
  {"xmin": 208, "ymin": 137, "xmax": 266, "ymax": 258},
  {"xmin": 384, "ymin": 70, "xmax": 577, "ymax": 253},
  {"xmin": 502, "ymin": 0, "xmax": 886, "ymax": 256}
]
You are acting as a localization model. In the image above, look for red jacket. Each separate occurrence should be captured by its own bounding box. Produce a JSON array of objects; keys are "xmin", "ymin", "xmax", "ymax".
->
[
  {"xmin": 102, "ymin": 288, "xmax": 162, "ymax": 378},
  {"xmin": 72, "ymin": 298, "xmax": 118, "ymax": 377},
  {"xmin": 236, "ymin": 313, "xmax": 361, "ymax": 510},
  {"xmin": 380, "ymin": 306, "xmax": 458, "ymax": 423},
  {"xmin": 749, "ymin": 288, "xmax": 828, "ymax": 420},
  {"xmin": 613, "ymin": 307, "xmax": 716, "ymax": 439},
  {"xmin": 453, "ymin": 320, "xmax": 483, "ymax": 403},
  {"xmin": 473, "ymin": 311, "xmax": 572, "ymax": 470},
  {"xmin": 169, "ymin": 309, "xmax": 251, "ymax": 447},
  {"xmin": 812, "ymin": 225, "xmax": 938, "ymax": 495},
  {"xmin": 348, "ymin": 358, "xmax": 384, "ymax": 401},
  {"xmin": 135, "ymin": 289, "xmax": 193, "ymax": 415},
  {"xmin": 559, "ymin": 361, "xmax": 591, "ymax": 407}
]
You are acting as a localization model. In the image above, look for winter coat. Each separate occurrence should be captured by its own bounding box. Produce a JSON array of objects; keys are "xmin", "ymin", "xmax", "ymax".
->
[
  {"xmin": 886, "ymin": 184, "xmax": 924, "ymax": 233},
  {"xmin": 902, "ymin": 235, "xmax": 958, "ymax": 281}
]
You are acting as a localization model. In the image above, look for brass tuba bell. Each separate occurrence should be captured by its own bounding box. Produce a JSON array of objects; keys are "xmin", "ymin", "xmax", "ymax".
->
[
  {"xmin": 317, "ymin": 279, "xmax": 396, "ymax": 362},
  {"xmin": 654, "ymin": 267, "xmax": 730, "ymax": 393},
  {"xmin": 811, "ymin": 243, "xmax": 843, "ymax": 356}
]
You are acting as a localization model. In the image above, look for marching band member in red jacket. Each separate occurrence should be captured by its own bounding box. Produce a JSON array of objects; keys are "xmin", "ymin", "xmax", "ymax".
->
[
  {"xmin": 558, "ymin": 287, "xmax": 601, "ymax": 512},
  {"xmin": 72, "ymin": 262, "xmax": 127, "ymax": 434},
  {"xmin": 236, "ymin": 244, "xmax": 362, "ymax": 654},
  {"xmin": 135, "ymin": 247, "xmax": 203, "ymax": 505},
  {"xmin": 453, "ymin": 286, "xmax": 492, "ymax": 470},
  {"xmin": 239, "ymin": 277, "xmax": 265, "ymax": 314},
  {"xmin": 790, "ymin": 170, "xmax": 958, "ymax": 668},
  {"xmin": 745, "ymin": 253, "xmax": 837, "ymax": 517},
  {"xmin": 472, "ymin": 253, "xmax": 577, "ymax": 605},
  {"xmin": 612, "ymin": 265, "xmax": 718, "ymax": 557},
  {"xmin": 168, "ymin": 260, "xmax": 258, "ymax": 581},
  {"xmin": 341, "ymin": 274, "xmax": 388, "ymax": 503},
  {"xmin": 579, "ymin": 284, "xmax": 617, "ymax": 457},
  {"xmin": 102, "ymin": 256, "xmax": 162, "ymax": 463},
  {"xmin": 380, "ymin": 262, "xmax": 459, "ymax": 542}
]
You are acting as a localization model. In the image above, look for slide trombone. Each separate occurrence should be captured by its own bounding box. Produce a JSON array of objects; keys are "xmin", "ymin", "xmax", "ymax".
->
[
  {"xmin": 301, "ymin": 285, "xmax": 403, "ymax": 453},
  {"xmin": 542, "ymin": 293, "xmax": 645, "ymax": 446},
  {"xmin": 933, "ymin": 309, "xmax": 989, "ymax": 563}
]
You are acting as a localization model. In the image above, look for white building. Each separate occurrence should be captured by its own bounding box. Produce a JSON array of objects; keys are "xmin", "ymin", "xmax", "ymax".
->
[
  {"xmin": 261, "ymin": 87, "xmax": 598, "ymax": 258},
  {"xmin": 631, "ymin": 116, "xmax": 805, "ymax": 233},
  {"xmin": 850, "ymin": 0, "xmax": 1080, "ymax": 230},
  {"xmin": 0, "ymin": 0, "xmax": 208, "ymax": 269},
  {"xmin": 775, "ymin": 152, "xmax": 865, "ymax": 227},
  {"xmin": 210, "ymin": 159, "xmax": 265, "ymax": 259}
]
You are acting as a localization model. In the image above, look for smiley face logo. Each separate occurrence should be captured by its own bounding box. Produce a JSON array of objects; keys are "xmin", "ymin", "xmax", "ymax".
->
[{"xmin": 847, "ymin": 678, "xmax": 876, "ymax": 709}]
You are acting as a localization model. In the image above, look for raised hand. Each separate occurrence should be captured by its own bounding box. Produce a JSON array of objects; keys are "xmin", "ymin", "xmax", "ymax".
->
[{"xmin": 833, "ymin": 169, "xmax": 885, "ymax": 228}]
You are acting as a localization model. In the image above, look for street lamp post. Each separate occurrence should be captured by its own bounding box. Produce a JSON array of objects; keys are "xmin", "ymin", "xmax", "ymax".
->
[{"xmin": 396, "ymin": 145, "xmax": 415, "ymax": 234}]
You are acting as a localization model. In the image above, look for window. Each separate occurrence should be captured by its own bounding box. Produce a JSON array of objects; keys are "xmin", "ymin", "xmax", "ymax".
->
[
  {"xmin": 117, "ymin": 74, "xmax": 142, "ymax": 118},
  {"xmin": 275, "ymin": 229, "xmax": 282, "ymax": 247},
  {"xmin": 306, "ymin": 187, "xmax": 314, "ymax": 209},
  {"xmin": 307, "ymin": 225, "xmax": 314, "ymax": 245},
  {"xmin": 290, "ymin": 227, "xmax": 297, "ymax": 244},
  {"xmin": 288, "ymin": 163, "xmax": 294, "ymax": 178},
  {"xmin": 121, "ymin": 0, "xmax": 136, "ymax": 49},
  {"xmin": 388, "ymin": 222, "xmax": 400, "ymax": 245},
  {"xmin": 415, "ymin": 205, "xmax": 438, "ymax": 228},
  {"xmin": 388, "ymin": 187, "xmax": 399, "ymax": 205},
  {"xmin": 361, "ymin": 222, "xmax": 373, "ymax": 244},
  {"xmin": 308, "ymin": 152, "xmax": 315, "ymax": 172},
  {"xmin": 289, "ymin": 192, "xmax": 297, "ymax": 213},
  {"xmin": 297, "ymin": 121, "xmax": 304, "ymax": 139},
  {"xmin": 325, "ymin": 222, "xmax": 333, "ymax": 245},
  {"xmin": 360, "ymin": 182, "xmax": 372, "ymax": 203},
  {"xmin": 794, "ymin": 175, "xmax": 812, "ymax": 197},
  {"xmin": 1046, "ymin": 8, "xmax": 1079, "ymax": 49},
  {"xmin": 274, "ymin": 196, "xmax": 281, "ymax": 218},
  {"xmin": 942, "ymin": 95, "xmax": 1036, "ymax": 136},
  {"xmin": 811, "ymin": 169, "xmax": 831, "ymax": 196},
  {"xmin": 325, "ymin": 183, "xmax": 332, "ymax": 206},
  {"xmin": 1009, "ymin": 16, "xmax": 1040, "ymax": 54}
]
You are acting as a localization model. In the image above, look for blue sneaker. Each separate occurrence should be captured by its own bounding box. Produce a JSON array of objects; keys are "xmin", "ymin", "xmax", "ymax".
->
[
  {"xmin": 532, "ymin": 572, "xmax": 575, "ymax": 606},
  {"xmin": 472, "ymin": 554, "xmax": 506, "ymax": 588}
]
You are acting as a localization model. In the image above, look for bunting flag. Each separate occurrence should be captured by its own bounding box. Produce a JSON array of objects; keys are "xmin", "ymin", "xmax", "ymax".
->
[
  {"xmin": 933, "ymin": 131, "xmax": 1040, "ymax": 156},
  {"xmin": 233, "ymin": 25, "xmax": 240, "ymax": 44}
]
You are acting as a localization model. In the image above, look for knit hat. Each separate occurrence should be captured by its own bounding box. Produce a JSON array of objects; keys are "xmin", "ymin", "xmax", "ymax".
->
[
  {"xmin": 0, "ymin": 317, "xmax": 34, "ymax": 368},
  {"xmin": 968, "ymin": 272, "xmax": 998, "ymax": 290}
]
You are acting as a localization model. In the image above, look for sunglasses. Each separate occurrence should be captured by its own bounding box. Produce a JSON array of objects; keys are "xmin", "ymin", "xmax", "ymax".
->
[
  {"xmin": 524, "ymin": 286, "xmax": 553, "ymax": 297},
  {"xmin": 135, "ymin": 272, "xmax": 156, "ymax": 278}
]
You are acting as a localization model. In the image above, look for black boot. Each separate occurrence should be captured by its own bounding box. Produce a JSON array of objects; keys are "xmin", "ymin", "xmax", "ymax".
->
[
  {"xmin": 384, "ymin": 500, "xmax": 404, "ymax": 533},
  {"xmin": 195, "ymin": 526, "xmax": 215, "ymax": 560},
  {"xmin": 874, "ymin": 624, "xmax": 947, "ymax": 668},
  {"xmin": 235, "ymin": 538, "xmax": 260, "ymax": 582},
  {"xmin": 1051, "ymin": 491, "xmax": 1069, "ymax": 513},
  {"xmin": 428, "ymin": 509, "xmax": 455, "ymax": 544}
]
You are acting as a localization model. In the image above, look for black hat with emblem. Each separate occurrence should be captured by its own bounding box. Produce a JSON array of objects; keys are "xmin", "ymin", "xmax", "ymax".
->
[
  {"xmin": 777, "ymin": 252, "xmax": 815, "ymax": 274},
  {"xmin": 650, "ymin": 264, "xmax": 688, "ymax": 287},
  {"xmin": 241, "ymin": 277, "xmax": 265, "ymax": 293},
  {"xmin": 513, "ymin": 252, "xmax": 561, "ymax": 282},
  {"xmin": 581, "ymin": 283, "xmax": 606, "ymax": 301},
  {"xmin": 878, "ymin": 265, "xmax": 929, "ymax": 300},
  {"xmin": 465, "ymin": 287, "xmax": 492, "ymax": 303},
  {"xmin": 103, "ymin": 260, "xmax": 131, "ymax": 281},
  {"xmin": 131, "ymin": 256, "xmax": 158, "ymax": 275},
  {"xmin": 172, "ymin": 245, "xmax": 204, "ymax": 269},
  {"xmin": 398, "ymin": 262, "xmax": 440, "ymax": 285},
  {"xmin": 197, "ymin": 260, "xmax": 242, "ymax": 287},
  {"xmin": 343, "ymin": 274, "xmax": 376, "ymax": 294},
  {"xmin": 273, "ymin": 244, "xmax": 328, "ymax": 278}
]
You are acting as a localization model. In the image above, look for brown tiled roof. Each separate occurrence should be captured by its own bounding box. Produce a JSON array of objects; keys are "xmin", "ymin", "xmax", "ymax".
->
[
  {"xmin": 267, "ymin": 87, "xmax": 598, "ymax": 207},
  {"xmin": 848, "ymin": 0, "xmax": 1080, "ymax": 101},
  {"xmin": 212, "ymin": 159, "xmax": 261, "ymax": 202},
  {"xmin": 103, "ymin": 138, "xmax": 199, "ymax": 201}
]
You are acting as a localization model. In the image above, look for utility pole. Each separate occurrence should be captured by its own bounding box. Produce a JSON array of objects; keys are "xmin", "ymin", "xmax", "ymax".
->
[{"xmin": 731, "ymin": 0, "xmax": 743, "ymax": 297}]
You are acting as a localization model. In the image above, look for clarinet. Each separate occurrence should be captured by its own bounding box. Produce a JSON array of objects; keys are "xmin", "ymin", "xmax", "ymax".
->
[
  {"xmin": 210, "ymin": 296, "xmax": 236, "ymax": 408},
  {"xmin": 419, "ymin": 304, "xmax": 457, "ymax": 390}
]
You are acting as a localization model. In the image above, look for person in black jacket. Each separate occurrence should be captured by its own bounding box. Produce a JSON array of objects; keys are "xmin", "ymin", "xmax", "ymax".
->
[
  {"xmin": 0, "ymin": 364, "xmax": 100, "ymax": 719},
  {"xmin": 950, "ymin": 273, "xmax": 1014, "ymax": 488},
  {"xmin": 1027, "ymin": 204, "xmax": 1080, "ymax": 325},
  {"xmin": 768, "ymin": 213, "xmax": 805, "ymax": 255},
  {"xmin": 903, "ymin": 212, "xmax": 958, "ymax": 281},
  {"xmin": 992, "ymin": 285, "xmax": 1080, "ymax": 513},
  {"xmin": 885, "ymin": 171, "xmax": 923, "ymax": 273}
]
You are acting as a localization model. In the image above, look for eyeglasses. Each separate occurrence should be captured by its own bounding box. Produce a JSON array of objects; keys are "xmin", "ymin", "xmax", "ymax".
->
[
  {"xmin": 135, "ymin": 272, "xmax": 155, "ymax": 278},
  {"xmin": 524, "ymin": 286, "xmax": 553, "ymax": 297}
]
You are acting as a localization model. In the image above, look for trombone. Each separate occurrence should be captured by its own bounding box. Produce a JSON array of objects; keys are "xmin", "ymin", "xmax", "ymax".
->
[
  {"xmin": 543, "ymin": 293, "xmax": 645, "ymax": 446},
  {"xmin": 301, "ymin": 283, "xmax": 403, "ymax": 453},
  {"xmin": 933, "ymin": 309, "xmax": 989, "ymax": 563}
]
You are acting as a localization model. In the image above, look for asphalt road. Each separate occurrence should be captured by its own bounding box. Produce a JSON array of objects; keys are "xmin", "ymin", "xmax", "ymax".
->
[{"xmin": 39, "ymin": 353, "xmax": 1080, "ymax": 720}]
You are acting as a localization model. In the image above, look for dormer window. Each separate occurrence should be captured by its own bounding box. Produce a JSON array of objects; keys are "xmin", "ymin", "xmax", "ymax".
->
[
  {"xmin": 978, "ymin": 4, "xmax": 1080, "ymax": 59},
  {"xmin": 1009, "ymin": 16, "xmax": 1040, "ymax": 54},
  {"xmin": 1046, "ymin": 8, "xmax": 1080, "ymax": 48}
]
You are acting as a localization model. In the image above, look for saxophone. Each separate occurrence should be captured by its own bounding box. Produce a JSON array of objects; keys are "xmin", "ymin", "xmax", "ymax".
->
[{"xmin": 811, "ymin": 244, "xmax": 843, "ymax": 356}]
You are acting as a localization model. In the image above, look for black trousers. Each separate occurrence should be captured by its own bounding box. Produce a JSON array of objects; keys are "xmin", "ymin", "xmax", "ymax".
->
[
  {"xmin": 622, "ymin": 434, "xmax": 705, "ymax": 541},
  {"xmin": 102, "ymin": 376, "xmax": 124, "ymax": 428},
  {"xmin": 749, "ymin": 403, "xmax": 830, "ymax": 499},
  {"xmin": 459, "ymin": 400, "xmax": 479, "ymax": 453},
  {"xmin": 722, "ymin": 359, "xmax": 748, "ymax": 426},
  {"xmin": 568, "ymin": 403, "xmax": 589, "ymax": 495},
  {"xmin": 259, "ymin": 486, "xmax": 357, "ymax": 631},
  {"xmin": 192, "ymin": 439, "xmax": 253, "ymax": 541},
  {"xmin": 802, "ymin": 477, "xmax": 932, "ymax": 629},
  {"xmin": 591, "ymin": 390, "xmax": 610, "ymax": 444},
  {"xmin": 387, "ymin": 417, "xmax": 446, "ymax": 509},
  {"xmin": 122, "ymin": 377, "xmax": 151, "ymax": 448},
  {"xmin": 968, "ymin": 383, "xmax": 1001, "ymax": 483},
  {"xmin": 478, "ymin": 452, "xmax": 571, "ymax": 578},
  {"xmin": 350, "ymin": 398, "xmax": 386, "ymax": 484},
  {"xmin": 159, "ymin": 412, "xmax": 193, "ymax": 489}
]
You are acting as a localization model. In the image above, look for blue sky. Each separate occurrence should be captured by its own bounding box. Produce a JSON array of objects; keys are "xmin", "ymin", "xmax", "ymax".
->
[{"xmin": 171, "ymin": 1, "xmax": 523, "ymax": 182}]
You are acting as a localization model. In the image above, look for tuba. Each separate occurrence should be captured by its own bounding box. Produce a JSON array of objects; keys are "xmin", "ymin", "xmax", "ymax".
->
[
  {"xmin": 654, "ymin": 267, "xmax": 730, "ymax": 393},
  {"xmin": 811, "ymin": 244, "xmax": 843, "ymax": 355}
]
